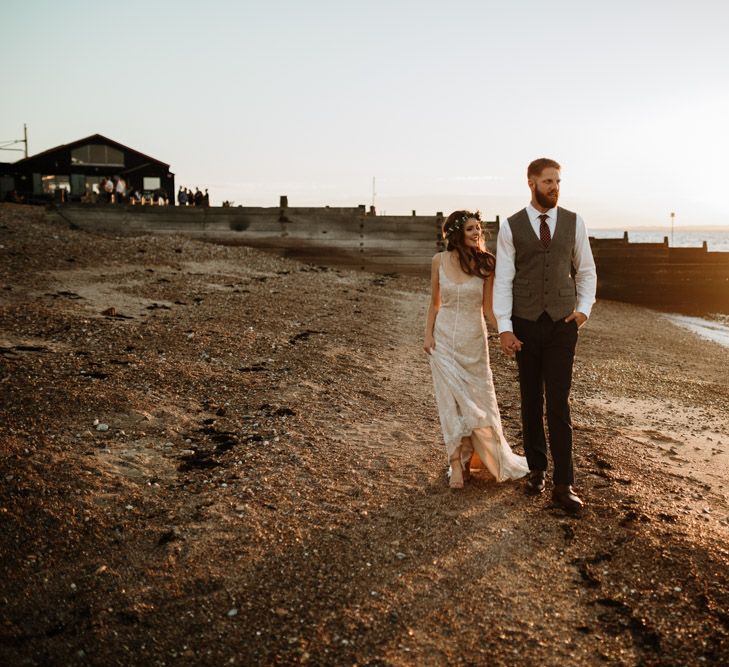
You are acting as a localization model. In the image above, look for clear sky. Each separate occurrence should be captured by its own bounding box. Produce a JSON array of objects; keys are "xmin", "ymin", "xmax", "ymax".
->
[{"xmin": 2, "ymin": 0, "xmax": 728, "ymax": 228}]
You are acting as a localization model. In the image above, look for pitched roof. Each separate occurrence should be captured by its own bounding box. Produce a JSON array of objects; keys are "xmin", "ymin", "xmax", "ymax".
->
[{"xmin": 14, "ymin": 133, "xmax": 170, "ymax": 168}]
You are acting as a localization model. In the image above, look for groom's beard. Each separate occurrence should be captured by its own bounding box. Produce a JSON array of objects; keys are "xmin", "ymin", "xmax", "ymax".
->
[{"xmin": 535, "ymin": 187, "xmax": 559, "ymax": 209}]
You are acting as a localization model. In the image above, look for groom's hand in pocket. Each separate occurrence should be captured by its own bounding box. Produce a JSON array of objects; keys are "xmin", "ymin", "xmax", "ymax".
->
[
  {"xmin": 499, "ymin": 331, "xmax": 523, "ymax": 357},
  {"xmin": 565, "ymin": 311, "xmax": 588, "ymax": 328}
]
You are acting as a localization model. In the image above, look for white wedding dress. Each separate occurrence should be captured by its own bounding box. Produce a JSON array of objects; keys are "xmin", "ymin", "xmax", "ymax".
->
[{"xmin": 428, "ymin": 254, "xmax": 529, "ymax": 482}]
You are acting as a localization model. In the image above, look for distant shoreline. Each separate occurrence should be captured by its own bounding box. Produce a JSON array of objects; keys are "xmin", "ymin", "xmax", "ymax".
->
[
  {"xmin": 589, "ymin": 226, "xmax": 729, "ymax": 253},
  {"xmin": 591, "ymin": 225, "xmax": 729, "ymax": 233}
]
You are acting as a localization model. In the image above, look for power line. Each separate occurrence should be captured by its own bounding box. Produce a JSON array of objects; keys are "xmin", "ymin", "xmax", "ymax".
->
[{"xmin": 0, "ymin": 124, "xmax": 28, "ymax": 158}]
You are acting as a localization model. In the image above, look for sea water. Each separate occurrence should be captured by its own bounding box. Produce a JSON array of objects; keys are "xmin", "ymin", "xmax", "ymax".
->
[
  {"xmin": 663, "ymin": 314, "xmax": 729, "ymax": 350},
  {"xmin": 591, "ymin": 228, "xmax": 729, "ymax": 252}
]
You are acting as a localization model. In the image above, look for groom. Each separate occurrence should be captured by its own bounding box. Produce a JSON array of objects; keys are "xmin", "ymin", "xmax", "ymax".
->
[{"xmin": 493, "ymin": 158, "xmax": 597, "ymax": 513}]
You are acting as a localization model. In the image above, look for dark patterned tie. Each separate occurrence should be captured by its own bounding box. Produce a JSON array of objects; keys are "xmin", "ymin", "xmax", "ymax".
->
[{"xmin": 538, "ymin": 214, "xmax": 551, "ymax": 248}]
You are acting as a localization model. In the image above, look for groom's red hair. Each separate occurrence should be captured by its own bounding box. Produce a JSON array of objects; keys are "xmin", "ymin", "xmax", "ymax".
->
[{"xmin": 527, "ymin": 158, "xmax": 561, "ymax": 179}]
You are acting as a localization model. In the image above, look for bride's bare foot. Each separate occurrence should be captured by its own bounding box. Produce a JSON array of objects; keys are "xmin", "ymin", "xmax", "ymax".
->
[
  {"xmin": 449, "ymin": 453, "xmax": 464, "ymax": 489},
  {"xmin": 462, "ymin": 458, "xmax": 471, "ymax": 482}
]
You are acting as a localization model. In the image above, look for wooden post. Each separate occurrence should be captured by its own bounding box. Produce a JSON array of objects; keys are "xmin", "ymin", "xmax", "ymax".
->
[{"xmin": 436, "ymin": 211, "xmax": 444, "ymax": 251}]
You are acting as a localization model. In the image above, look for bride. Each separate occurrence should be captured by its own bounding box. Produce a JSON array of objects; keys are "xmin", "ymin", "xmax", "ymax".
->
[{"xmin": 424, "ymin": 210, "xmax": 529, "ymax": 488}]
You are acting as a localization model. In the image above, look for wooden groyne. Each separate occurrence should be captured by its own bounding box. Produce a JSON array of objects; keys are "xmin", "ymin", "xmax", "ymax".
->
[
  {"xmin": 45, "ymin": 204, "xmax": 729, "ymax": 312},
  {"xmin": 47, "ymin": 202, "xmax": 499, "ymax": 275},
  {"xmin": 590, "ymin": 233, "xmax": 729, "ymax": 312}
]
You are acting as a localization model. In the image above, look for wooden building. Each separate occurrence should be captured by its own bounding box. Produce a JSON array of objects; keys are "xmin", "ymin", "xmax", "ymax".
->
[{"xmin": 0, "ymin": 134, "xmax": 174, "ymax": 203}]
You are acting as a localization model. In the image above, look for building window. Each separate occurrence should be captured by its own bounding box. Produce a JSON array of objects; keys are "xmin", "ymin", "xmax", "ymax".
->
[
  {"xmin": 143, "ymin": 177, "xmax": 161, "ymax": 190},
  {"xmin": 42, "ymin": 175, "xmax": 70, "ymax": 193},
  {"xmin": 71, "ymin": 144, "xmax": 124, "ymax": 167}
]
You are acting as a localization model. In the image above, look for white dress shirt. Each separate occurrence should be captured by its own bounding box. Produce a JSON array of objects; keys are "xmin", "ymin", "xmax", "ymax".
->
[{"xmin": 493, "ymin": 203, "xmax": 597, "ymax": 334}]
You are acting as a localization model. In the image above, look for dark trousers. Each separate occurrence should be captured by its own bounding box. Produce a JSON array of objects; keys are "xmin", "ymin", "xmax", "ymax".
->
[{"xmin": 513, "ymin": 312, "xmax": 578, "ymax": 485}]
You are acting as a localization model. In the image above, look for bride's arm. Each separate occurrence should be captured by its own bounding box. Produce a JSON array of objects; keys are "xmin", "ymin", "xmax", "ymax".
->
[
  {"xmin": 423, "ymin": 253, "xmax": 441, "ymax": 354},
  {"xmin": 482, "ymin": 273, "xmax": 498, "ymax": 331}
]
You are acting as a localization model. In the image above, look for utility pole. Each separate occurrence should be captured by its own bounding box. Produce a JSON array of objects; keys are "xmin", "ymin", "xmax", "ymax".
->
[
  {"xmin": 0, "ymin": 124, "xmax": 28, "ymax": 158},
  {"xmin": 670, "ymin": 211, "xmax": 675, "ymax": 246},
  {"xmin": 371, "ymin": 176, "xmax": 376, "ymax": 210}
]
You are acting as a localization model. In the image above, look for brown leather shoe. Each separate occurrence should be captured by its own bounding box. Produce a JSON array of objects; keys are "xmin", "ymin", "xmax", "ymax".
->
[
  {"xmin": 525, "ymin": 470, "xmax": 546, "ymax": 495},
  {"xmin": 552, "ymin": 484, "xmax": 584, "ymax": 513}
]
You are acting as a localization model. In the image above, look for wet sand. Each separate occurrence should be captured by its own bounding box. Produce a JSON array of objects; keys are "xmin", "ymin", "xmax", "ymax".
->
[{"xmin": 1, "ymin": 203, "xmax": 728, "ymax": 666}]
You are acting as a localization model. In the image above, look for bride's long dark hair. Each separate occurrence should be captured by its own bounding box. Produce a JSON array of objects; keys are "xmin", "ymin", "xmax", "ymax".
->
[{"xmin": 442, "ymin": 210, "xmax": 495, "ymax": 279}]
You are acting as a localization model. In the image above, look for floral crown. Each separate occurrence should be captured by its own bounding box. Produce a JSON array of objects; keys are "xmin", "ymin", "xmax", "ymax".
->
[{"xmin": 445, "ymin": 211, "xmax": 481, "ymax": 239}]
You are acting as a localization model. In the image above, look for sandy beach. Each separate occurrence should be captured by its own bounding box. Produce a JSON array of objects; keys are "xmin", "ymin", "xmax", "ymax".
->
[{"xmin": 1, "ymin": 203, "xmax": 728, "ymax": 666}]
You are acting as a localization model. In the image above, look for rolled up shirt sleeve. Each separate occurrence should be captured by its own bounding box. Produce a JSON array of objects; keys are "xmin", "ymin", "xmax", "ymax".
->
[
  {"xmin": 493, "ymin": 220, "xmax": 516, "ymax": 333},
  {"xmin": 573, "ymin": 214, "xmax": 597, "ymax": 318}
]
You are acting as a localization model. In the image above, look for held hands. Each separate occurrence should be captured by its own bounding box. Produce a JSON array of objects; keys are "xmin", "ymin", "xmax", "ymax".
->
[
  {"xmin": 499, "ymin": 331, "xmax": 523, "ymax": 357},
  {"xmin": 423, "ymin": 335, "xmax": 435, "ymax": 355},
  {"xmin": 499, "ymin": 312, "xmax": 586, "ymax": 357},
  {"xmin": 565, "ymin": 311, "xmax": 588, "ymax": 328}
]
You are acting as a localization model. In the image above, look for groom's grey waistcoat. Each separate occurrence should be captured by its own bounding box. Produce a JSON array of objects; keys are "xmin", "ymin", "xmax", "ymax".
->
[{"xmin": 507, "ymin": 207, "xmax": 577, "ymax": 322}]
